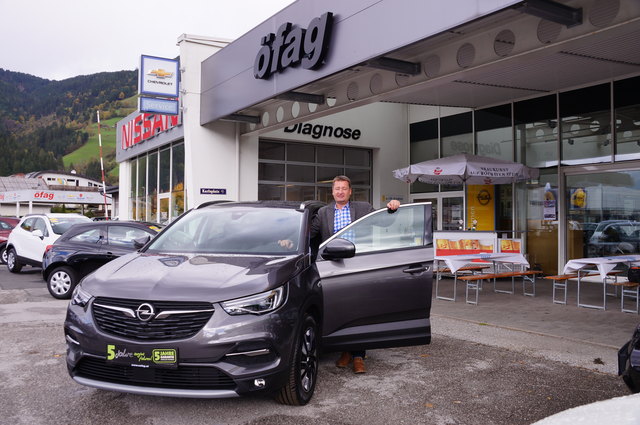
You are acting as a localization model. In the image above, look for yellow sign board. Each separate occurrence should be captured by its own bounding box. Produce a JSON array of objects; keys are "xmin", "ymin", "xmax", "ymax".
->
[{"xmin": 466, "ymin": 185, "xmax": 495, "ymax": 231}]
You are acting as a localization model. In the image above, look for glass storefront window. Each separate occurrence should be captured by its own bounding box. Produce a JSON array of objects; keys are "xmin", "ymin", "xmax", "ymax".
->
[
  {"xmin": 515, "ymin": 94, "xmax": 558, "ymax": 168},
  {"xmin": 614, "ymin": 76, "xmax": 640, "ymax": 162},
  {"xmin": 130, "ymin": 159, "xmax": 137, "ymax": 220},
  {"xmin": 148, "ymin": 152, "xmax": 158, "ymax": 223},
  {"xmin": 560, "ymin": 84, "xmax": 611, "ymax": 166},
  {"xmin": 317, "ymin": 145, "xmax": 343, "ymax": 164},
  {"xmin": 159, "ymin": 148, "xmax": 171, "ymax": 193},
  {"xmin": 171, "ymin": 143, "xmax": 185, "ymax": 218},
  {"xmin": 345, "ymin": 148, "xmax": 370, "ymax": 167},
  {"xmin": 288, "ymin": 164, "xmax": 315, "ymax": 183},
  {"xmin": 137, "ymin": 156, "xmax": 147, "ymax": 221},
  {"xmin": 259, "ymin": 141, "xmax": 285, "ymax": 160},
  {"xmin": 441, "ymin": 111, "xmax": 473, "ymax": 157},
  {"xmin": 259, "ymin": 184, "xmax": 284, "ymax": 200},
  {"xmin": 286, "ymin": 185, "xmax": 315, "ymax": 201},
  {"xmin": 258, "ymin": 140, "xmax": 371, "ymax": 203},
  {"xmin": 409, "ymin": 119, "xmax": 439, "ymax": 193},
  {"xmin": 475, "ymin": 104, "xmax": 513, "ymax": 161},
  {"xmin": 287, "ymin": 143, "xmax": 314, "ymax": 162},
  {"xmin": 566, "ymin": 170, "xmax": 640, "ymax": 259},
  {"xmin": 128, "ymin": 142, "xmax": 184, "ymax": 224},
  {"xmin": 522, "ymin": 168, "xmax": 559, "ymax": 274}
]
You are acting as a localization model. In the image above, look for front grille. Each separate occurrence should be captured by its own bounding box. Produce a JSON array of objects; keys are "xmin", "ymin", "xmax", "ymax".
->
[
  {"xmin": 75, "ymin": 357, "xmax": 235, "ymax": 390},
  {"xmin": 92, "ymin": 297, "xmax": 214, "ymax": 341}
]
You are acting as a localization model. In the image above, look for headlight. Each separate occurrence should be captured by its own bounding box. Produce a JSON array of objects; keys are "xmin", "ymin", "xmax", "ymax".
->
[
  {"xmin": 221, "ymin": 285, "xmax": 287, "ymax": 315},
  {"xmin": 70, "ymin": 285, "xmax": 93, "ymax": 309}
]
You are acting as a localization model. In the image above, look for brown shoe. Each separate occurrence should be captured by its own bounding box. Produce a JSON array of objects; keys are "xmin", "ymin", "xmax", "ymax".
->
[
  {"xmin": 353, "ymin": 356, "xmax": 366, "ymax": 374},
  {"xmin": 336, "ymin": 352, "xmax": 352, "ymax": 368}
]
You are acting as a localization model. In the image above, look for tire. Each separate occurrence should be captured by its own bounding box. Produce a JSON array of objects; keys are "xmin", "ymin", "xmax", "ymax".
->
[
  {"xmin": 47, "ymin": 266, "xmax": 77, "ymax": 299},
  {"xmin": 276, "ymin": 314, "xmax": 318, "ymax": 406},
  {"xmin": 0, "ymin": 245, "xmax": 7, "ymax": 265},
  {"xmin": 6, "ymin": 248, "xmax": 23, "ymax": 273}
]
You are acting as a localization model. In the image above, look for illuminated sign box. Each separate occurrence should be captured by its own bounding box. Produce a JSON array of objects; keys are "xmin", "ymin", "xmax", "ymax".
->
[
  {"xmin": 140, "ymin": 55, "xmax": 180, "ymax": 98},
  {"xmin": 139, "ymin": 97, "xmax": 179, "ymax": 115}
]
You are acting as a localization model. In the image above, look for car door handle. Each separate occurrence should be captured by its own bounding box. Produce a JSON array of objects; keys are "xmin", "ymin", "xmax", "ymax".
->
[{"xmin": 403, "ymin": 265, "xmax": 429, "ymax": 274}]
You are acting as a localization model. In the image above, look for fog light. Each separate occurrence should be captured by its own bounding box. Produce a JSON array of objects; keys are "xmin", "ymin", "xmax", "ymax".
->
[{"xmin": 254, "ymin": 378, "xmax": 266, "ymax": 388}]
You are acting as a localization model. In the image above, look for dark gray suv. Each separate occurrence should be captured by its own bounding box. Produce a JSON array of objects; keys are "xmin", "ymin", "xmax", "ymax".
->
[{"xmin": 64, "ymin": 201, "xmax": 433, "ymax": 405}]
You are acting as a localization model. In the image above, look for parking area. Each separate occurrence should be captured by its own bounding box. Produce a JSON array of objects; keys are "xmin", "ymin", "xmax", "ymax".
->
[{"xmin": 0, "ymin": 266, "xmax": 636, "ymax": 425}]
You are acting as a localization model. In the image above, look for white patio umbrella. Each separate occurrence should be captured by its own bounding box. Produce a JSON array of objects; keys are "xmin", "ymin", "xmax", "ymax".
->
[{"xmin": 392, "ymin": 153, "xmax": 539, "ymax": 185}]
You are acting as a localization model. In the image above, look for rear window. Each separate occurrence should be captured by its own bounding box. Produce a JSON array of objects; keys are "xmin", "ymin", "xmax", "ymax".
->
[{"xmin": 49, "ymin": 217, "xmax": 91, "ymax": 235}]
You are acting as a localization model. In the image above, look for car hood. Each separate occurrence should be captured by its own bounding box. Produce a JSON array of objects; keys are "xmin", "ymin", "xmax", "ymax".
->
[{"xmin": 81, "ymin": 252, "xmax": 306, "ymax": 303}]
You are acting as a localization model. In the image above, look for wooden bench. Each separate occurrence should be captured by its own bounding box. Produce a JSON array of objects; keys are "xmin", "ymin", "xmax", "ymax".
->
[
  {"xmin": 435, "ymin": 264, "xmax": 491, "ymax": 302},
  {"xmin": 458, "ymin": 270, "xmax": 541, "ymax": 304},
  {"xmin": 543, "ymin": 274, "xmax": 578, "ymax": 305}
]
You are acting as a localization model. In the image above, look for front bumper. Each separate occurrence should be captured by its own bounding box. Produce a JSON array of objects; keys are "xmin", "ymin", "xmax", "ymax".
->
[{"xmin": 65, "ymin": 298, "xmax": 298, "ymax": 398}]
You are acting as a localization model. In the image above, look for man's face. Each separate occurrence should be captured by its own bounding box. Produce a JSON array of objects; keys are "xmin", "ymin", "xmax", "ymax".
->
[{"xmin": 332, "ymin": 180, "xmax": 352, "ymax": 205}]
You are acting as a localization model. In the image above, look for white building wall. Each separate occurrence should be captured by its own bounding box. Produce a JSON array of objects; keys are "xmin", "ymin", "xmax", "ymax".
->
[
  {"xmin": 118, "ymin": 161, "xmax": 131, "ymax": 220},
  {"xmin": 178, "ymin": 35, "xmax": 241, "ymax": 209}
]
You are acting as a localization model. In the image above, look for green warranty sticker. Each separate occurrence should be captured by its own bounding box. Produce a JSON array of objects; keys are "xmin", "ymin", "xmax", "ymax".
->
[
  {"xmin": 106, "ymin": 344, "xmax": 177, "ymax": 367},
  {"xmin": 153, "ymin": 349, "xmax": 177, "ymax": 364}
]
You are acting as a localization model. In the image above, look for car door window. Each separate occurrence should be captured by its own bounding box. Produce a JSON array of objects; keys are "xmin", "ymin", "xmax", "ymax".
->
[
  {"xmin": 328, "ymin": 204, "xmax": 431, "ymax": 254},
  {"xmin": 107, "ymin": 226, "xmax": 152, "ymax": 248},
  {"xmin": 21, "ymin": 218, "xmax": 36, "ymax": 232},
  {"xmin": 68, "ymin": 228, "xmax": 103, "ymax": 244},
  {"xmin": 33, "ymin": 218, "xmax": 49, "ymax": 237}
]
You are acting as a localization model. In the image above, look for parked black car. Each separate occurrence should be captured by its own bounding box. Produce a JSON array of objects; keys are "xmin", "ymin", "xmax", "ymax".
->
[
  {"xmin": 619, "ymin": 324, "xmax": 640, "ymax": 393},
  {"xmin": 64, "ymin": 200, "xmax": 433, "ymax": 405},
  {"xmin": 43, "ymin": 221, "xmax": 162, "ymax": 299}
]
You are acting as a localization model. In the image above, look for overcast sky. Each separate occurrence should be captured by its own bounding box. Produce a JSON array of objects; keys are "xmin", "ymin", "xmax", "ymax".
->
[{"xmin": 0, "ymin": 0, "xmax": 295, "ymax": 81}]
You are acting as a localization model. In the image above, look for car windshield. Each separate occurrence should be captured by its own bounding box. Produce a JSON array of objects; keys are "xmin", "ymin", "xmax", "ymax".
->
[
  {"xmin": 49, "ymin": 217, "xmax": 91, "ymax": 235},
  {"xmin": 146, "ymin": 207, "xmax": 303, "ymax": 255}
]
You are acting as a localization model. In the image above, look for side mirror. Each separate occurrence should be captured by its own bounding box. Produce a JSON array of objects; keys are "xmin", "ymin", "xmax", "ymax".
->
[
  {"xmin": 320, "ymin": 238, "xmax": 356, "ymax": 261},
  {"xmin": 32, "ymin": 229, "xmax": 44, "ymax": 239},
  {"xmin": 133, "ymin": 235, "xmax": 151, "ymax": 249}
]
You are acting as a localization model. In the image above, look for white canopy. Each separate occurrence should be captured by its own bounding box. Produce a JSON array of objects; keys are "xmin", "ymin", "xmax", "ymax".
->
[{"xmin": 393, "ymin": 154, "xmax": 539, "ymax": 185}]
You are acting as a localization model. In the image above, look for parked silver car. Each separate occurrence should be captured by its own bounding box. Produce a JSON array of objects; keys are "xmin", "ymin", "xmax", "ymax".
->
[{"xmin": 64, "ymin": 201, "xmax": 433, "ymax": 405}]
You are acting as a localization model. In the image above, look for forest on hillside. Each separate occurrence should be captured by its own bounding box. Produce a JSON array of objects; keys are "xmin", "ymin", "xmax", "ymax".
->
[{"xmin": 0, "ymin": 68, "xmax": 137, "ymax": 180}]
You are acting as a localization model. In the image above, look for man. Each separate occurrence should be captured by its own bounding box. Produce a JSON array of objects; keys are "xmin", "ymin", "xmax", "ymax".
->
[{"xmin": 311, "ymin": 175, "xmax": 400, "ymax": 374}]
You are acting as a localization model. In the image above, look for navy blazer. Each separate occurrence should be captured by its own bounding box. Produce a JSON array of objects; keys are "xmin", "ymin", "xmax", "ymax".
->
[{"xmin": 311, "ymin": 201, "xmax": 375, "ymax": 243}]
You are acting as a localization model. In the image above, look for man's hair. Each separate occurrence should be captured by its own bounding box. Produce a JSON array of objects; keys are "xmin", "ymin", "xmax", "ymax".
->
[{"xmin": 332, "ymin": 175, "xmax": 352, "ymax": 188}]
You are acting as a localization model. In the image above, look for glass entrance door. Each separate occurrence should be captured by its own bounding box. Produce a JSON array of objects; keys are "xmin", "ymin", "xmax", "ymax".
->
[
  {"xmin": 412, "ymin": 192, "xmax": 464, "ymax": 231},
  {"xmin": 159, "ymin": 194, "xmax": 170, "ymax": 224}
]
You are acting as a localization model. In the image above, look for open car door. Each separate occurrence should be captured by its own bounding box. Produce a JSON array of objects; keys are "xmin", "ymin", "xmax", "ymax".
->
[{"xmin": 316, "ymin": 202, "xmax": 433, "ymax": 352}]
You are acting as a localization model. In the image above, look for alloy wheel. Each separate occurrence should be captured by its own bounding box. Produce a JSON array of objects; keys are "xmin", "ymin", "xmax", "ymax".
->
[{"xmin": 299, "ymin": 326, "xmax": 317, "ymax": 393}]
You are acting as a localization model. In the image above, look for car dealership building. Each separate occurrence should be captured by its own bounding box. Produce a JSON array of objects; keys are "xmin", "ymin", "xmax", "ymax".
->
[{"xmin": 116, "ymin": 0, "xmax": 640, "ymax": 273}]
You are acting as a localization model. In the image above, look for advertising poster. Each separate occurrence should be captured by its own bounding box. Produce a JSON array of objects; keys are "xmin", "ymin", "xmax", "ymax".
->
[
  {"xmin": 543, "ymin": 182, "xmax": 557, "ymax": 220},
  {"xmin": 570, "ymin": 187, "xmax": 587, "ymax": 210},
  {"xmin": 434, "ymin": 231, "xmax": 497, "ymax": 256},
  {"xmin": 466, "ymin": 185, "xmax": 495, "ymax": 231},
  {"xmin": 499, "ymin": 238, "xmax": 522, "ymax": 253}
]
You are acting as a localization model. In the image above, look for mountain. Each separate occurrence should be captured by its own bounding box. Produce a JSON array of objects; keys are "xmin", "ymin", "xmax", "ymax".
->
[{"xmin": 0, "ymin": 68, "xmax": 138, "ymax": 183}]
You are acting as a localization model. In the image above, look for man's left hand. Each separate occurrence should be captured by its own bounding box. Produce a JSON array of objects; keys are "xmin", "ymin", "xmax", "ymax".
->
[{"xmin": 386, "ymin": 200, "xmax": 400, "ymax": 210}]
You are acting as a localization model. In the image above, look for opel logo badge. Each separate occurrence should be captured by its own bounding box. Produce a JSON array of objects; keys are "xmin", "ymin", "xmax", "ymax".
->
[{"xmin": 135, "ymin": 303, "xmax": 156, "ymax": 322}]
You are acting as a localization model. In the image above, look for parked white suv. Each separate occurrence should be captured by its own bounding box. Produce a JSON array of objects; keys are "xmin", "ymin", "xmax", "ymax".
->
[{"xmin": 6, "ymin": 213, "xmax": 91, "ymax": 273}]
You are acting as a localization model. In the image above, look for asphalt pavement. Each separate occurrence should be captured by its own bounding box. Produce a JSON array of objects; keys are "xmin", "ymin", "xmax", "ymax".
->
[{"xmin": 0, "ymin": 265, "xmax": 637, "ymax": 425}]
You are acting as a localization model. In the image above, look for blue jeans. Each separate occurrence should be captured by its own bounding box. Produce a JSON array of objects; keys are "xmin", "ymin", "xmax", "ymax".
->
[{"xmin": 351, "ymin": 350, "xmax": 365, "ymax": 359}]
